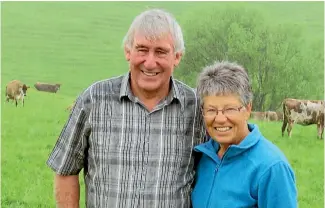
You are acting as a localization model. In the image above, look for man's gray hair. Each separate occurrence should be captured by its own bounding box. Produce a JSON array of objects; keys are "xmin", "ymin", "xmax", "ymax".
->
[
  {"xmin": 122, "ymin": 8, "xmax": 185, "ymax": 54},
  {"xmin": 196, "ymin": 61, "xmax": 253, "ymax": 106}
]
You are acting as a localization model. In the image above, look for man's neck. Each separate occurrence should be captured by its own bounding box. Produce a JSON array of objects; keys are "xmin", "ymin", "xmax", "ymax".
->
[{"xmin": 131, "ymin": 83, "xmax": 171, "ymax": 112}]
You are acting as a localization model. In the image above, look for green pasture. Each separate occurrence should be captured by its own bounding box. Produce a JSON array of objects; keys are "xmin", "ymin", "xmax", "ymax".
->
[{"xmin": 1, "ymin": 1, "xmax": 324, "ymax": 207}]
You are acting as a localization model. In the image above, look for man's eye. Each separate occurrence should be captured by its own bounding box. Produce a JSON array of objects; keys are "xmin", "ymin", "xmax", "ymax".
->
[{"xmin": 156, "ymin": 51, "xmax": 167, "ymax": 55}]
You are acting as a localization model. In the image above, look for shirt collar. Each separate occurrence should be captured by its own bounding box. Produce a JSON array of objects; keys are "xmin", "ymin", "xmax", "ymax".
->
[
  {"xmin": 119, "ymin": 72, "xmax": 185, "ymax": 111},
  {"xmin": 119, "ymin": 72, "xmax": 131, "ymax": 99}
]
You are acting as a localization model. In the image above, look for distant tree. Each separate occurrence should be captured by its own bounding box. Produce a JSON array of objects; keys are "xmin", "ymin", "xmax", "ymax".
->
[{"xmin": 176, "ymin": 6, "xmax": 323, "ymax": 111}]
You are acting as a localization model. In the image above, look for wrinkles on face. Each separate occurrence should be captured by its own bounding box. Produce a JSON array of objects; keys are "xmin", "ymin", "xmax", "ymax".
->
[
  {"xmin": 125, "ymin": 33, "xmax": 181, "ymax": 105},
  {"xmin": 203, "ymin": 95, "xmax": 251, "ymax": 149}
]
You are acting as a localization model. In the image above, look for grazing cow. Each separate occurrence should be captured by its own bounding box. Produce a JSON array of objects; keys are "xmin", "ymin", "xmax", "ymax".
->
[
  {"xmin": 66, "ymin": 102, "xmax": 75, "ymax": 112},
  {"xmin": 276, "ymin": 111, "xmax": 284, "ymax": 121},
  {"xmin": 265, "ymin": 111, "xmax": 278, "ymax": 121},
  {"xmin": 5, "ymin": 80, "xmax": 30, "ymax": 107},
  {"xmin": 282, "ymin": 98, "xmax": 324, "ymax": 139},
  {"xmin": 34, "ymin": 82, "xmax": 61, "ymax": 93},
  {"xmin": 250, "ymin": 111, "xmax": 266, "ymax": 121}
]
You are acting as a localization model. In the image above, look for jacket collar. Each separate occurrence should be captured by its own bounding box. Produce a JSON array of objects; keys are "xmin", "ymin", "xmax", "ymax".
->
[{"xmin": 194, "ymin": 124, "xmax": 261, "ymax": 163}]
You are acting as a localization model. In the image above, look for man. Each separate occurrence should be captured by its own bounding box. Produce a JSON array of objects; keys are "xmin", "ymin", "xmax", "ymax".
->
[{"xmin": 47, "ymin": 8, "xmax": 205, "ymax": 208}]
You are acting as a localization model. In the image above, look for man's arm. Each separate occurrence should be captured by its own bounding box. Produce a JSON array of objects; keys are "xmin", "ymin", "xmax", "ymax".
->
[
  {"xmin": 55, "ymin": 174, "xmax": 80, "ymax": 208},
  {"xmin": 47, "ymin": 91, "xmax": 91, "ymax": 207}
]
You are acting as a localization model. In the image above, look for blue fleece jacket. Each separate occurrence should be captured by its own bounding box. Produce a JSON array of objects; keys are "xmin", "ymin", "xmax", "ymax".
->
[{"xmin": 192, "ymin": 124, "xmax": 297, "ymax": 208}]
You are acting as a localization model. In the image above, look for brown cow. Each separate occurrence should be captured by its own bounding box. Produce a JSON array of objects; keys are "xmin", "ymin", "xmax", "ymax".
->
[
  {"xmin": 265, "ymin": 111, "xmax": 278, "ymax": 121},
  {"xmin": 66, "ymin": 102, "xmax": 75, "ymax": 112},
  {"xmin": 282, "ymin": 98, "xmax": 324, "ymax": 139},
  {"xmin": 34, "ymin": 82, "xmax": 61, "ymax": 93},
  {"xmin": 276, "ymin": 111, "xmax": 284, "ymax": 121},
  {"xmin": 5, "ymin": 80, "xmax": 30, "ymax": 107},
  {"xmin": 250, "ymin": 111, "xmax": 266, "ymax": 121}
]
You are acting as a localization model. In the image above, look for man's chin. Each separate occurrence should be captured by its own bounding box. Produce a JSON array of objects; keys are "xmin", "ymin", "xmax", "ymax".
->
[{"xmin": 140, "ymin": 86, "xmax": 160, "ymax": 93}]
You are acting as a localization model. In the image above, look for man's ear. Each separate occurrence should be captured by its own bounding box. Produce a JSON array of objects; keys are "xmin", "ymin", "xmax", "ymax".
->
[
  {"xmin": 124, "ymin": 46, "xmax": 131, "ymax": 61},
  {"xmin": 174, "ymin": 52, "xmax": 183, "ymax": 68}
]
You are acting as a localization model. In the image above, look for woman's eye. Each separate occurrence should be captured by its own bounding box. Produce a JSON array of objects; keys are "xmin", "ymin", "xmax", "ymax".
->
[{"xmin": 226, "ymin": 108, "xmax": 236, "ymax": 111}]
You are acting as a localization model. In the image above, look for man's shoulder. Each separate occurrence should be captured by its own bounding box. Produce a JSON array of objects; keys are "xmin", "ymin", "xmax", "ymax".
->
[
  {"xmin": 173, "ymin": 79, "xmax": 198, "ymax": 98},
  {"xmin": 89, "ymin": 74, "xmax": 125, "ymax": 90},
  {"xmin": 79, "ymin": 74, "xmax": 125, "ymax": 101}
]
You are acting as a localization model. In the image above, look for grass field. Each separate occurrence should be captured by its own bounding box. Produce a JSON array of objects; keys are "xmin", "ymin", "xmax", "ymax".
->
[{"xmin": 1, "ymin": 2, "xmax": 324, "ymax": 207}]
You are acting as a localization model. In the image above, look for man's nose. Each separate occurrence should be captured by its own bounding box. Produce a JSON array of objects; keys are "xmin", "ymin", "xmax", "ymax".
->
[{"xmin": 143, "ymin": 53, "xmax": 157, "ymax": 69}]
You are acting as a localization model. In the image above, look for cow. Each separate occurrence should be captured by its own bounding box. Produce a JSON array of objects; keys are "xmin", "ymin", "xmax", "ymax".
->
[
  {"xmin": 250, "ymin": 111, "xmax": 266, "ymax": 121},
  {"xmin": 265, "ymin": 111, "xmax": 279, "ymax": 121},
  {"xmin": 5, "ymin": 80, "xmax": 30, "ymax": 107},
  {"xmin": 275, "ymin": 111, "xmax": 284, "ymax": 121},
  {"xmin": 66, "ymin": 102, "xmax": 75, "ymax": 112},
  {"xmin": 34, "ymin": 82, "xmax": 61, "ymax": 93},
  {"xmin": 282, "ymin": 98, "xmax": 324, "ymax": 139}
]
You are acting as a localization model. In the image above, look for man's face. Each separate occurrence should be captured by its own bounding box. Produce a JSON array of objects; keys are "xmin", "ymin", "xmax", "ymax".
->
[{"xmin": 124, "ymin": 32, "xmax": 182, "ymax": 95}]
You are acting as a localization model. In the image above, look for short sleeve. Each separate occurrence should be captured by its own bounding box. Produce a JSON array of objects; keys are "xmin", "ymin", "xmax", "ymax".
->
[
  {"xmin": 46, "ymin": 90, "xmax": 91, "ymax": 175},
  {"xmin": 257, "ymin": 161, "xmax": 298, "ymax": 208}
]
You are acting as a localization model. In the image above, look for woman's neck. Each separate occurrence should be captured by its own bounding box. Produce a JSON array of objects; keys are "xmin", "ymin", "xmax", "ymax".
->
[{"xmin": 217, "ymin": 144, "xmax": 229, "ymax": 159}]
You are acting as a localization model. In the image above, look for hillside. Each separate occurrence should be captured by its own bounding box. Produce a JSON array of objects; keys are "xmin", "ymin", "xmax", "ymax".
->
[{"xmin": 2, "ymin": 1, "xmax": 324, "ymax": 98}]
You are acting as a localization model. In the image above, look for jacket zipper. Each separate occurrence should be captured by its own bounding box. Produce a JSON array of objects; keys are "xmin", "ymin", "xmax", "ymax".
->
[{"xmin": 206, "ymin": 149, "xmax": 229, "ymax": 208}]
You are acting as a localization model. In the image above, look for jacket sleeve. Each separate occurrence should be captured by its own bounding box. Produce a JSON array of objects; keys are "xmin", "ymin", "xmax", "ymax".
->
[{"xmin": 257, "ymin": 161, "xmax": 298, "ymax": 208}]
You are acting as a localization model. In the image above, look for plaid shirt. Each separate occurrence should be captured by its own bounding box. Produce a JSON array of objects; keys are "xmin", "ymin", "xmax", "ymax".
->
[{"xmin": 47, "ymin": 73, "xmax": 206, "ymax": 208}]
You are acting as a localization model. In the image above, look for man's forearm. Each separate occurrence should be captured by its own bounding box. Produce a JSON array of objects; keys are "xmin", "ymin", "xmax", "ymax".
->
[{"xmin": 54, "ymin": 174, "xmax": 80, "ymax": 208}]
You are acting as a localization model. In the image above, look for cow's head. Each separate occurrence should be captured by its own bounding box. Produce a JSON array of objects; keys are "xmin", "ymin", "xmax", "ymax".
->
[
  {"xmin": 22, "ymin": 84, "xmax": 30, "ymax": 96},
  {"xmin": 55, "ymin": 83, "xmax": 61, "ymax": 91}
]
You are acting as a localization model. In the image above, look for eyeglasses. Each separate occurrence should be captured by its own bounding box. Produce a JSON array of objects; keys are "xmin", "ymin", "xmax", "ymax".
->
[{"xmin": 202, "ymin": 106, "xmax": 245, "ymax": 119}]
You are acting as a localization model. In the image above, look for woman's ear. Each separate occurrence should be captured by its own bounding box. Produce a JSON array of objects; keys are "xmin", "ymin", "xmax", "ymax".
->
[{"xmin": 245, "ymin": 103, "xmax": 253, "ymax": 120}]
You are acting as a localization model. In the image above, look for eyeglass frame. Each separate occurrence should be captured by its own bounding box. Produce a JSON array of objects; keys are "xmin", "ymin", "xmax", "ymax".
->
[{"xmin": 201, "ymin": 105, "xmax": 245, "ymax": 118}]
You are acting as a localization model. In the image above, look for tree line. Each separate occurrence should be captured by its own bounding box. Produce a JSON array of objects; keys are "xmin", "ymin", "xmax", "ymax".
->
[{"xmin": 175, "ymin": 6, "xmax": 324, "ymax": 111}]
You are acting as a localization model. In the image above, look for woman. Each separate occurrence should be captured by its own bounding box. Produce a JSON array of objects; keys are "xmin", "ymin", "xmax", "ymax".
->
[{"xmin": 192, "ymin": 61, "xmax": 297, "ymax": 207}]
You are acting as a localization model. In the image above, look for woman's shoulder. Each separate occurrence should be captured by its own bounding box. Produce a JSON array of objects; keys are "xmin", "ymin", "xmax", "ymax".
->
[{"xmin": 249, "ymin": 136, "xmax": 291, "ymax": 170}]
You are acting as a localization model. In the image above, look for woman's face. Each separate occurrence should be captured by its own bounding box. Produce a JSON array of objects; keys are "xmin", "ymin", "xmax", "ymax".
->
[{"xmin": 202, "ymin": 94, "xmax": 252, "ymax": 146}]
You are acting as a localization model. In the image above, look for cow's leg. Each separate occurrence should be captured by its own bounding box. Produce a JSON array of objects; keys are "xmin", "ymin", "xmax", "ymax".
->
[
  {"xmin": 287, "ymin": 121, "xmax": 293, "ymax": 138},
  {"xmin": 281, "ymin": 119, "xmax": 287, "ymax": 137},
  {"xmin": 15, "ymin": 99, "xmax": 18, "ymax": 107},
  {"xmin": 317, "ymin": 123, "xmax": 323, "ymax": 139}
]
